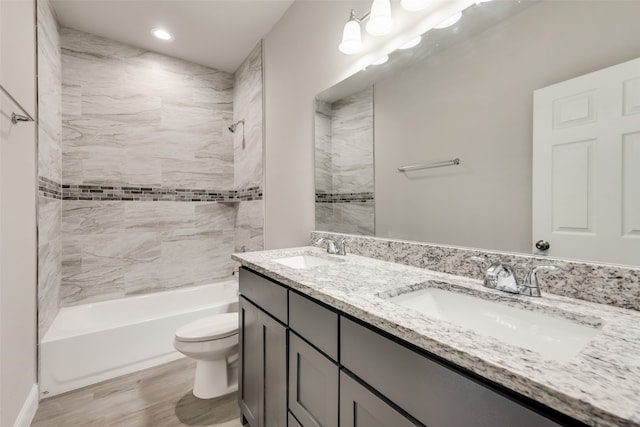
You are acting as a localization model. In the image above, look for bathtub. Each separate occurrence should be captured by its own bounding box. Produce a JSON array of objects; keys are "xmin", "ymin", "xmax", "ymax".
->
[{"xmin": 40, "ymin": 280, "xmax": 239, "ymax": 398}]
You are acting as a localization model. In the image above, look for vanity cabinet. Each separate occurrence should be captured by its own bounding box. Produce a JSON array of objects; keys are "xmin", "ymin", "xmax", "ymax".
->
[
  {"xmin": 341, "ymin": 318, "xmax": 562, "ymax": 427},
  {"xmin": 239, "ymin": 266, "xmax": 576, "ymax": 427},
  {"xmin": 339, "ymin": 371, "xmax": 417, "ymax": 427},
  {"xmin": 288, "ymin": 332, "xmax": 339, "ymax": 427},
  {"xmin": 238, "ymin": 269, "xmax": 288, "ymax": 427}
]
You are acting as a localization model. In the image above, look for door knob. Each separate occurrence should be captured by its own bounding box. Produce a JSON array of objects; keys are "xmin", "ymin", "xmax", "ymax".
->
[{"xmin": 535, "ymin": 240, "xmax": 550, "ymax": 251}]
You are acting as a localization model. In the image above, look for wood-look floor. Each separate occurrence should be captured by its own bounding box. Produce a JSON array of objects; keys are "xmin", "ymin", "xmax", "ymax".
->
[{"xmin": 31, "ymin": 357, "xmax": 243, "ymax": 427}]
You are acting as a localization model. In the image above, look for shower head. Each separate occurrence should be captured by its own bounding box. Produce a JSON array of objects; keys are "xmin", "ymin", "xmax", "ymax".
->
[{"xmin": 228, "ymin": 119, "xmax": 245, "ymax": 133}]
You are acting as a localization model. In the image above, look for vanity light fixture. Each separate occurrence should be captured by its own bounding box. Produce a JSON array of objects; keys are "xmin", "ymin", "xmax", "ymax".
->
[
  {"xmin": 433, "ymin": 11, "xmax": 462, "ymax": 29},
  {"xmin": 366, "ymin": 0, "xmax": 393, "ymax": 36},
  {"xmin": 339, "ymin": 0, "xmax": 393, "ymax": 54},
  {"xmin": 399, "ymin": 36, "xmax": 422, "ymax": 49},
  {"xmin": 151, "ymin": 28, "xmax": 173, "ymax": 41},
  {"xmin": 400, "ymin": 0, "xmax": 430, "ymax": 12},
  {"xmin": 339, "ymin": 10, "xmax": 365, "ymax": 54}
]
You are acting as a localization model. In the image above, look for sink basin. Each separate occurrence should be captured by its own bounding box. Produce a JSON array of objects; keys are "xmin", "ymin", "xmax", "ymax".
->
[
  {"xmin": 273, "ymin": 254, "xmax": 344, "ymax": 269},
  {"xmin": 389, "ymin": 286, "xmax": 601, "ymax": 362}
]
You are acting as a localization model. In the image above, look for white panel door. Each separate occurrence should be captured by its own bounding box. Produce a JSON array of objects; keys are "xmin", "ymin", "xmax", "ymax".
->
[{"xmin": 533, "ymin": 57, "xmax": 640, "ymax": 266}]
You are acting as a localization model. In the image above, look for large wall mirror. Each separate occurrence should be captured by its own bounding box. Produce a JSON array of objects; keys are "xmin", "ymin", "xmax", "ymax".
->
[{"xmin": 315, "ymin": 0, "xmax": 640, "ymax": 267}]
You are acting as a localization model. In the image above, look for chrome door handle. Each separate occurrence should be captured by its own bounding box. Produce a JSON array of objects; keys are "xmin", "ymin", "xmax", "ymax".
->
[{"xmin": 535, "ymin": 240, "xmax": 550, "ymax": 251}]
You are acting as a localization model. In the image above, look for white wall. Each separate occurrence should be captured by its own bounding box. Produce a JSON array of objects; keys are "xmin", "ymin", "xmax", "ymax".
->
[
  {"xmin": 0, "ymin": 0, "xmax": 38, "ymax": 425},
  {"xmin": 263, "ymin": 0, "xmax": 367, "ymax": 248}
]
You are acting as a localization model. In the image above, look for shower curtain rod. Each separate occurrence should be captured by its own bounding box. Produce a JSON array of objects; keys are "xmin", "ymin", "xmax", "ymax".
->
[{"xmin": 0, "ymin": 83, "xmax": 35, "ymax": 125}]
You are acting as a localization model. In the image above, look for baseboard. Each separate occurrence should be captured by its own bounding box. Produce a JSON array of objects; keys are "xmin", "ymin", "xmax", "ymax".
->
[{"xmin": 13, "ymin": 383, "xmax": 38, "ymax": 427}]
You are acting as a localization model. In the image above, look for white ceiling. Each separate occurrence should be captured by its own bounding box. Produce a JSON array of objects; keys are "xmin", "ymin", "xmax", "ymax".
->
[{"xmin": 51, "ymin": 0, "xmax": 295, "ymax": 73}]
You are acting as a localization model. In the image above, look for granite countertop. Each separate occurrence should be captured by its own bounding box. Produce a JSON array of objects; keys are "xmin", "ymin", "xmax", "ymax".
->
[{"xmin": 232, "ymin": 247, "xmax": 640, "ymax": 427}]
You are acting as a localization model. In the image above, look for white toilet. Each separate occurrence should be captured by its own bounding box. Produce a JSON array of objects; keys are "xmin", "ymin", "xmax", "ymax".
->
[{"xmin": 174, "ymin": 312, "xmax": 239, "ymax": 399}]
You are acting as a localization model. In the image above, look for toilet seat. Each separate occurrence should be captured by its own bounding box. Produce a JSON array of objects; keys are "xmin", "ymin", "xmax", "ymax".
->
[{"xmin": 175, "ymin": 313, "xmax": 238, "ymax": 343}]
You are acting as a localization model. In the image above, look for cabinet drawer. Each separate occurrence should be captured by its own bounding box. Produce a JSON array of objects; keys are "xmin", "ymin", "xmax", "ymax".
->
[
  {"xmin": 239, "ymin": 267, "xmax": 288, "ymax": 324},
  {"xmin": 340, "ymin": 371, "xmax": 418, "ymax": 427},
  {"xmin": 340, "ymin": 318, "xmax": 561, "ymax": 427},
  {"xmin": 289, "ymin": 332, "xmax": 339, "ymax": 427},
  {"xmin": 289, "ymin": 291, "xmax": 338, "ymax": 361}
]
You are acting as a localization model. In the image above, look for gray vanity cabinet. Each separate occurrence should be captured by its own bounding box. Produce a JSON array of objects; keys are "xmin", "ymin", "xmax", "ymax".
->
[
  {"xmin": 341, "ymin": 318, "xmax": 562, "ymax": 427},
  {"xmin": 339, "ymin": 371, "xmax": 418, "ymax": 427},
  {"xmin": 238, "ymin": 268, "xmax": 288, "ymax": 427},
  {"xmin": 288, "ymin": 332, "xmax": 339, "ymax": 427},
  {"xmin": 238, "ymin": 266, "xmax": 574, "ymax": 427}
]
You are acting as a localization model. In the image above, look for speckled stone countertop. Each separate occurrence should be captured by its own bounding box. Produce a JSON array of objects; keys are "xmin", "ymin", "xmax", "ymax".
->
[{"xmin": 232, "ymin": 247, "xmax": 640, "ymax": 427}]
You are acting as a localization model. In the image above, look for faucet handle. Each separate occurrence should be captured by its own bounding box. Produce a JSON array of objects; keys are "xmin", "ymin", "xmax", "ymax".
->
[
  {"xmin": 336, "ymin": 238, "xmax": 348, "ymax": 256},
  {"xmin": 521, "ymin": 265, "xmax": 558, "ymax": 297},
  {"xmin": 314, "ymin": 237, "xmax": 338, "ymax": 254},
  {"xmin": 469, "ymin": 256, "xmax": 489, "ymax": 274}
]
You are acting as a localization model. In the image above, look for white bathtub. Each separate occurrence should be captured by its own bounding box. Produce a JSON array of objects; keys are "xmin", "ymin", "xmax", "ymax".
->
[{"xmin": 40, "ymin": 280, "xmax": 239, "ymax": 398}]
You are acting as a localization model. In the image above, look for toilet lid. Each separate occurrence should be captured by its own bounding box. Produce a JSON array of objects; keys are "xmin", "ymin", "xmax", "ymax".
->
[{"xmin": 175, "ymin": 313, "xmax": 238, "ymax": 342}]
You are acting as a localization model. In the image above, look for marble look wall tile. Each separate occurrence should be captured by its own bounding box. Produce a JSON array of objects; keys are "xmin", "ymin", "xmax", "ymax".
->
[
  {"xmin": 331, "ymin": 87, "xmax": 374, "ymax": 193},
  {"xmin": 62, "ymin": 201, "xmax": 125, "ymax": 234},
  {"xmin": 37, "ymin": 0, "xmax": 62, "ymax": 340},
  {"xmin": 160, "ymin": 230, "xmax": 235, "ymax": 289},
  {"xmin": 310, "ymin": 231, "xmax": 640, "ymax": 311},
  {"xmin": 62, "ymin": 201, "xmax": 239, "ymax": 306},
  {"xmin": 233, "ymin": 42, "xmax": 263, "ymax": 190},
  {"xmin": 314, "ymin": 201, "xmax": 374, "ymax": 236},
  {"xmin": 314, "ymin": 101, "xmax": 333, "ymax": 193},
  {"xmin": 57, "ymin": 28, "xmax": 264, "ymax": 307},
  {"xmin": 61, "ymin": 27, "xmax": 234, "ymax": 189},
  {"xmin": 194, "ymin": 203, "xmax": 237, "ymax": 234},
  {"xmin": 235, "ymin": 200, "xmax": 264, "ymax": 252},
  {"xmin": 37, "ymin": 0, "xmax": 62, "ymax": 183},
  {"xmin": 38, "ymin": 196, "xmax": 61, "ymax": 339}
]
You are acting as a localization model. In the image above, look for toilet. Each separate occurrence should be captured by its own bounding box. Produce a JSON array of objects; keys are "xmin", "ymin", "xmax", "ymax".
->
[{"xmin": 174, "ymin": 313, "xmax": 239, "ymax": 399}]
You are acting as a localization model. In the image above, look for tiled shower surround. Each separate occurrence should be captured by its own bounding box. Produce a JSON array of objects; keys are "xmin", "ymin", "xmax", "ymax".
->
[
  {"xmin": 37, "ymin": 0, "xmax": 62, "ymax": 339},
  {"xmin": 315, "ymin": 87, "xmax": 374, "ymax": 235},
  {"xmin": 36, "ymin": 21, "xmax": 264, "ymax": 315}
]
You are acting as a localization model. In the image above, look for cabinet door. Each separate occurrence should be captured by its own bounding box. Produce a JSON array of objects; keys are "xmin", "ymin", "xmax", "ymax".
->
[
  {"xmin": 289, "ymin": 332, "xmax": 339, "ymax": 427},
  {"xmin": 340, "ymin": 371, "xmax": 419, "ymax": 427},
  {"xmin": 239, "ymin": 296, "xmax": 287, "ymax": 427}
]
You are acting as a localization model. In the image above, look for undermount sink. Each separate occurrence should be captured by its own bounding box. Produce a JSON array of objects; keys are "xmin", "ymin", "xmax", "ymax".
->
[
  {"xmin": 389, "ymin": 285, "xmax": 601, "ymax": 362},
  {"xmin": 273, "ymin": 254, "xmax": 344, "ymax": 269}
]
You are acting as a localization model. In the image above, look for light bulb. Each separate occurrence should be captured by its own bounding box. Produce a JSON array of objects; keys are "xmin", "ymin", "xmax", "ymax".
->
[
  {"xmin": 401, "ymin": 0, "xmax": 430, "ymax": 12},
  {"xmin": 339, "ymin": 19, "xmax": 363, "ymax": 54},
  {"xmin": 399, "ymin": 36, "xmax": 422, "ymax": 50},
  {"xmin": 433, "ymin": 11, "xmax": 462, "ymax": 29},
  {"xmin": 366, "ymin": 0, "xmax": 393, "ymax": 36}
]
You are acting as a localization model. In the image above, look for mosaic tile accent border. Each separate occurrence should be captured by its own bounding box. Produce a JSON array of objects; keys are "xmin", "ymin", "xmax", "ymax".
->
[
  {"xmin": 38, "ymin": 177, "xmax": 262, "ymax": 202},
  {"xmin": 39, "ymin": 176, "xmax": 63, "ymax": 200},
  {"xmin": 315, "ymin": 192, "xmax": 374, "ymax": 203}
]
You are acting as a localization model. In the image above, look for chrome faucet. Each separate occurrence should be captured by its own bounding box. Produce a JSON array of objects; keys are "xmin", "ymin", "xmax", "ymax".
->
[
  {"xmin": 314, "ymin": 237, "xmax": 348, "ymax": 255},
  {"xmin": 520, "ymin": 266, "xmax": 558, "ymax": 297},
  {"xmin": 470, "ymin": 256, "xmax": 557, "ymax": 297}
]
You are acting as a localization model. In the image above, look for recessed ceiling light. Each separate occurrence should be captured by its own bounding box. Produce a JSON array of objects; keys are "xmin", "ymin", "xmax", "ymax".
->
[
  {"xmin": 151, "ymin": 28, "xmax": 173, "ymax": 41},
  {"xmin": 399, "ymin": 36, "xmax": 422, "ymax": 50},
  {"xmin": 434, "ymin": 11, "xmax": 462, "ymax": 29}
]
